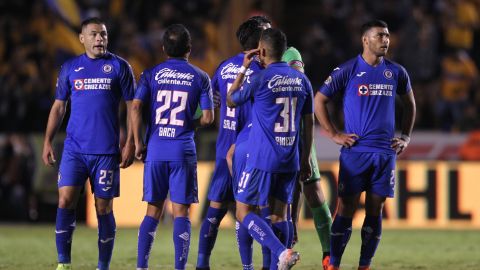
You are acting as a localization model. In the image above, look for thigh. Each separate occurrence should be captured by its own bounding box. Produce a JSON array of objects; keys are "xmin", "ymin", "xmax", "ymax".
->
[
  {"xmin": 168, "ymin": 161, "xmax": 198, "ymax": 205},
  {"xmin": 143, "ymin": 161, "xmax": 170, "ymax": 203},
  {"xmin": 58, "ymin": 150, "xmax": 89, "ymax": 188},
  {"xmin": 88, "ymin": 154, "xmax": 120, "ymax": 199},
  {"xmin": 370, "ymin": 153, "xmax": 396, "ymax": 198},
  {"xmin": 207, "ymin": 159, "xmax": 234, "ymax": 203},
  {"xmin": 338, "ymin": 152, "xmax": 373, "ymax": 197}
]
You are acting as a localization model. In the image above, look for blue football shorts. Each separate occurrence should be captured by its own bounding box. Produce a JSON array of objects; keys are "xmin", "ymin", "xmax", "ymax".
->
[
  {"xmin": 143, "ymin": 160, "xmax": 198, "ymax": 204},
  {"xmin": 338, "ymin": 152, "xmax": 396, "ymax": 198},
  {"xmin": 207, "ymin": 158, "xmax": 234, "ymax": 203},
  {"xmin": 235, "ymin": 164, "xmax": 298, "ymax": 207},
  {"xmin": 58, "ymin": 149, "xmax": 119, "ymax": 199},
  {"xmin": 232, "ymin": 140, "xmax": 249, "ymax": 199}
]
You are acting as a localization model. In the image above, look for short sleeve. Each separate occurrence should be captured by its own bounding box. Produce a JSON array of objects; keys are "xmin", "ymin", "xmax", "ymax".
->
[
  {"xmin": 301, "ymin": 77, "xmax": 314, "ymax": 115},
  {"xmin": 199, "ymin": 72, "xmax": 213, "ymax": 110},
  {"xmin": 55, "ymin": 63, "xmax": 71, "ymax": 101},
  {"xmin": 134, "ymin": 72, "xmax": 151, "ymax": 103},
  {"xmin": 211, "ymin": 70, "xmax": 219, "ymax": 95},
  {"xmin": 119, "ymin": 60, "xmax": 135, "ymax": 101},
  {"xmin": 231, "ymin": 73, "xmax": 260, "ymax": 106},
  {"xmin": 318, "ymin": 66, "xmax": 349, "ymax": 98},
  {"xmin": 282, "ymin": 47, "xmax": 304, "ymax": 72},
  {"xmin": 397, "ymin": 66, "xmax": 412, "ymax": 95}
]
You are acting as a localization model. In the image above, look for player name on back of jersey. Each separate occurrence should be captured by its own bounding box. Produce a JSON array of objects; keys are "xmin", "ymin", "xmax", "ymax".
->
[
  {"xmin": 268, "ymin": 75, "xmax": 303, "ymax": 92},
  {"xmin": 158, "ymin": 127, "xmax": 176, "ymax": 138},
  {"xmin": 155, "ymin": 68, "xmax": 194, "ymax": 86},
  {"xmin": 275, "ymin": 136, "xmax": 296, "ymax": 146},
  {"xmin": 74, "ymin": 78, "xmax": 112, "ymax": 90},
  {"xmin": 220, "ymin": 63, "xmax": 254, "ymax": 80}
]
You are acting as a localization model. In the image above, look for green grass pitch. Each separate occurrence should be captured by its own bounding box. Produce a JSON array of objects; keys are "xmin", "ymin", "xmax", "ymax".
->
[{"xmin": 0, "ymin": 225, "xmax": 479, "ymax": 269}]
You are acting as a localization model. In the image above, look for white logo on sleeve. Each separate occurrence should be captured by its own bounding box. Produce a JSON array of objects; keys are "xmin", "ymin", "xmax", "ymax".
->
[
  {"xmin": 356, "ymin": 72, "xmax": 366, "ymax": 77},
  {"xmin": 74, "ymin": 67, "xmax": 84, "ymax": 72}
]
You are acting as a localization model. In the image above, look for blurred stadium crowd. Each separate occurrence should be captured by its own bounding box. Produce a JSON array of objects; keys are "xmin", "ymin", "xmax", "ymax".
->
[{"xmin": 0, "ymin": 0, "xmax": 479, "ymax": 221}]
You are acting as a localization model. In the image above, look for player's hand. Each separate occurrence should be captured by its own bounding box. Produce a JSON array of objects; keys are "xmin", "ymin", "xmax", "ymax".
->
[
  {"xmin": 332, "ymin": 133, "xmax": 359, "ymax": 148},
  {"xmin": 42, "ymin": 142, "xmax": 56, "ymax": 166},
  {"xmin": 299, "ymin": 158, "xmax": 312, "ymax": 182},
  {"xmin": 242, "ymin": 48, "xmax": 260, "ymax": 68},
  {"xmin": 213, "ymin": 90, "xmax": 221, "ymax": 108},
  {"xmin": 391, "ymin": 136, "xmax": 409, "ymax": 155},
  {"xmin": 120, "ymin": 142, "xmax": 135, "ymax": 168},
  {"xmin": 134, "ymin": 141, "xmax": 146, "ymax": 161}
]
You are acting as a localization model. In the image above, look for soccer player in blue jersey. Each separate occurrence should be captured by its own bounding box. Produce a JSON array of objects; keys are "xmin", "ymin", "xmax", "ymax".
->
[
  {"xmin": 243, "ymin": 15, "xmax": 332, "ymax": 270},
  {"xmin": 195, "ymin": 19, "xmax": 264, "ymax": 270},
  {"xmin": 227, "ymin": 28, "xmax": 314, "ymax": 270},
  {"xmin": 131, "ymin": 24, "xmax": 214, "ymax": 270},
  {"xmin": 42, "ymin": 18, "xmax": 136, "ymax": 270},
  {"xmin": 315, "ymin": 20, "xmax": 416, "ymax": 270}
]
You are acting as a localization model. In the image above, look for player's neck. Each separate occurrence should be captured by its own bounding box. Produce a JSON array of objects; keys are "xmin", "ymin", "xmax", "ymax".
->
[
  {"xmin": 85, "ymin": 52, "xmax": 106, "ymax": 59},
  {"xmin": 361, "ymin": 52, "xmax": 383, "ymax": 67},
  {"xmin": 264, "ymin": 57, "xmax": 281, "ymax": 67}
]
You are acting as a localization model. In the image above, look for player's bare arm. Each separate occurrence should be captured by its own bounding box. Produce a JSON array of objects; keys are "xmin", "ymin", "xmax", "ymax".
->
[
  {"xmin": 391, "ymin": 90, "xmax": 416, "ymax": 155},
  {"xmin": 130, "ymin": 99, "xmax": 146, "ymax": 161},
  {"xmin": 314, "ymin": 92, "xmax": 358, "ymax": 147},
  {"xmin": 120, "ymin": 100, "xmax": 135, "ymax": 168},
  {"xmin": 42, "ymin": 99, "xmax": 67, "ymax": 166},
  {"xmin": 300, "ymin": 113, "xmax": 314, "ymax": 181},
  {"xmin": 226, "ymin": 48, "xmax": 259, "ymax": 107}
]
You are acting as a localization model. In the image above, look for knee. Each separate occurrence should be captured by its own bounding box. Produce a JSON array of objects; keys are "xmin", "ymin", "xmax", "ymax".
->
[
  {"xmin": 236, "ymin": 208, "xmax": 247, "ymax": 223},
  {"xmin": 58, "ymin": 195, "xmax": 76, "ymax": 209},
  {"xmin": 172, "ymin": 203, "xmax": 190, "ymax": 218},
  {"xmin": 95, "ymin": 200, "xmax": 113, "ymax": 215},
  {"xmin": 365, "ymin": 202, "xmax": 384, "ymax": 216}
]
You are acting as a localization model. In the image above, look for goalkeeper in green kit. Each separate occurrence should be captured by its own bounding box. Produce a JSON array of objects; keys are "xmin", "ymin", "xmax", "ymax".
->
[{"xmin": 282, "ymin": 45, "xmax": 333, "ymax": 270}]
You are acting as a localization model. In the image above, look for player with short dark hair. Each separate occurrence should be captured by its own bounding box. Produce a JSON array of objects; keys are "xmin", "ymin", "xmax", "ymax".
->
[
  {"xmin": 195, "ymin": 18, "xmax": 264, "ymax": 270},
  {"xmin": 132, "ymin": 24, "xmax": 214, "ymax": 270},
  {"xmin": 42, "ymin": 17, "xmax": 136, "ymax": 270},
  {"xmin": 246, "ymin": 15, "xmax": 333, "ymax": 270},
  {"xmin": 227, "ymin": 28, "xmax": 314, "ymax": 270},
  {"xmin": 315, "ymin": 20, "xmax": 416, "ymax": 270}
]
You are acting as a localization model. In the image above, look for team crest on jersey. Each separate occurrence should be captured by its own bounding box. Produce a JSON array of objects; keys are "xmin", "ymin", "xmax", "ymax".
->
[
  {"xmin": 383, "ymin": 69, "xmax": 393, "ymax": 80},
  {"xmin": 74, "ymin": 79, "xmax": 84, "ymax": 90},
  {"xmin": 102, "ymin": 64, "xmax": 113, "ymax": 74},
  {"xmin": 358, "ymin": 84, "xmax": 369, "ymax": 96},
  {"xmin": 324, "ymin": 76, "xmax": 332, "ymax": 85}
]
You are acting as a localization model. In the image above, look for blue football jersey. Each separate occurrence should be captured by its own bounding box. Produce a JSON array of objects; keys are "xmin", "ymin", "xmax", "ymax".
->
[
  {"xmin": 231, "ymin": 62, "xmax": 314, "ymax": 173},
  {"xmin": 212, "ymin": 53, "xmax": 263, "ymax": 159},
  {"xmin": 135, "ymin": 58, "xmax": 213, "ymax": 162},
  {"xmin": 319, "ymin": 55, "xmax": 412, "ymax": 154},
  {"xmin": 55, "ymin": 52, "xmax": 135, "ymax": 154}
]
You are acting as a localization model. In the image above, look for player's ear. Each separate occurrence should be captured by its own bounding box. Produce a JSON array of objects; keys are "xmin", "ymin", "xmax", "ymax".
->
[
  {"xmin": 79, "ymin": 33, "xmax": 84, "ymax": 44},
  {"xmin": 362, "ymin": 34, "xmax": 367, "ymax": 45}
]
